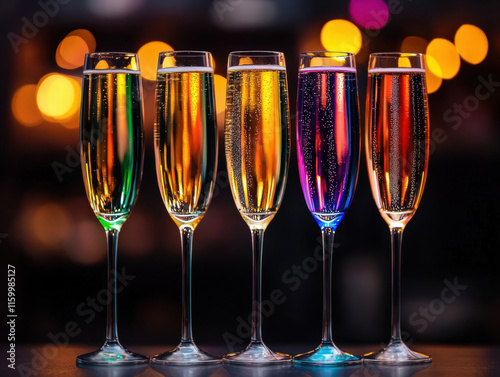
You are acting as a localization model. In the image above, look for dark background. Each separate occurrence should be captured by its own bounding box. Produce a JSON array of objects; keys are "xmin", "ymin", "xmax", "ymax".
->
[{"xmin": 1, "ymin": 0, "xmax": 499, "ymax": 355}]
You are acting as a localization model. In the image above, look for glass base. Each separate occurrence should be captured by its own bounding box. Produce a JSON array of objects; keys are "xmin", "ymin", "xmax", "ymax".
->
[
  {"xmin": 223, "ymin": 341, "xmax": 291, "ymax": 365},
  {"xmin": 76, "ymin": 340, "xmax": 148, "ymax": 365},
  {"xmin": 150, "ymin": 341, "xmax": 221, "ymax": 365},
  {"xmin": 293, "ymin": 341, "xmax": 361, "ymax": 366},
  {"xmin": 363, "ymin": 340, "xmax": 432, "ymax": 365}
]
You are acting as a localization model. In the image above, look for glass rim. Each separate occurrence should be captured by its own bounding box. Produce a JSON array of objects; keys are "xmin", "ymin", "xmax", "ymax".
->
[
  {"xmin": 229, "ymin": 50, "xmax": 284, "ymax": 57},
  {"xmin": 159, "ymin": 50, "xmax": 212, "ymax": 57},
  {"xmin": 300, "ymin": 51, "xmax": 354, "ymax": 57},
  {"xmin": 85, "ymin": 52, "xmax": 138, "ymax": 58},
  {"xmin": 369, "ymin": 52, "xmax": 424, "ymax": 58}
]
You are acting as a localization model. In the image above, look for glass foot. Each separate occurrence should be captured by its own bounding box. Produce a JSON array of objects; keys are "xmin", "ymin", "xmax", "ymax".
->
[
  {"xmin": 150, "ymin": 341, "xmax": 221, "ymax": 365},
  {"xmin": 223, "ymin": 341, "xmax": 291, "ymax": 365},
  {"xmin": 293, "ymin": 341, "xmax": 361, "ymax": 366},
  {"xmin": 76, "ymin": 340, "xmax": 148, "ymax": 365},
  {"xmin": 363, "ymin": 340, "xmax": 432, "ymax": 365}
]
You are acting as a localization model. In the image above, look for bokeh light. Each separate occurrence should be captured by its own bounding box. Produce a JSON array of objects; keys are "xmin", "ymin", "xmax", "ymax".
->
[
  {"xmin": 349, "ymin": 0, "xmax": 389, "ymax": 30},
  {"xmin": 36, "ymin": 73, "xmax": 81, "ymax": 121},
  {"xmin": 214, "ymin": 74, "xmax": 227, "ymax": 130},
  {"xmin": 425, "ymin": 56, "xmax": 442, "ymax": 94},
  {"xmin": 401, "ymin": 36, "xmax": 427, "ymax": 53},
  {"xmin": 71, "ymin": 29, "xmax": 96, "ymax": 52},
  {"xmin": 33, "ymin": 203, "xmax": 73, "ymax": 248},
  {"xmin": 137, "ymin": 41, "xmax": 174, "ymax": 81},
  {"xmin": 454, "ymin": 24, "xmax": 488, "ymax": 65},
  {"xmin": 67, "ymin": 220, "xmax": 105, "ymax": 264},
  {"xmin": 56, "ymin": 29, "xmax": 96, "ymax": 70},
  {"xmin": 86, "ymin": 0, "xmax": 146, "ymax": 18},
  {"xmin": 321, "ymin": 19, "xmax": 362, "ymax": 54},
  {"xmin": 11, "ymin": 85, "xmax": 42, "ymax": 127},
  {"xmin": 426, "ymin": 38, "xmax": 460, "ymax": 79}
]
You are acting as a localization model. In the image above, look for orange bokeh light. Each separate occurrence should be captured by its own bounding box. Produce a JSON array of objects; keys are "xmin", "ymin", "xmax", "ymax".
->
[
  {"xmin": 401, "ymin": 36, "xmax": 427, "ymax": 53},
  {"xmin": 214, "ymin": 74, "xmax": 227, "ymax": 130},
  {"xmin": 56, "ymin": 29, "xmax": 96, "ymax": 70},
  {"xmin": 426, "ymin": 38, "xmax": 460, "ymax": 79},
  {"xmin": 425, "ymin": 56, "xmax": 442, "ymax": 94},
  {"xmin": 454, "ymin": 24, "xmax": 488, "ymax": 65},
  {"xmin": 137, "ymin": 41, "xmax": 174, "ymax": 81},
  {"xmin": 12, "ymin": 84, "xmax": 42, "ymax": 127},
  {"xmin": 32, "ymin": 203, "xmax": 73, "ymax": 248}
]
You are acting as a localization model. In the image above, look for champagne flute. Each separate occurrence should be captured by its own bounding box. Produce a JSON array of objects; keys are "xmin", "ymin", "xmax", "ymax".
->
[
  {"xmin": 363, "ymin": 53, "xmax": 431, "ymax": 364},
  {"xmin": 150, "ymin": 51, "xmax": 220, "ymax": 365},
  {"xmin": 223, "ymin": 51, "xmax": 291, "ymax": 365},
  {"xmin": 293, "ymin": 52, "xmax": 361, "ymax": 366},
  {"xmin": 77, "ymin": 52, "xmax": 147, "ymax": 365}
]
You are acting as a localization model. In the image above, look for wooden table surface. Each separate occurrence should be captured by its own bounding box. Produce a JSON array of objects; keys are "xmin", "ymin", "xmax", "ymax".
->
[{"xmin": 3, "ymin": 344, "xmax": 499, "ymax": 376}]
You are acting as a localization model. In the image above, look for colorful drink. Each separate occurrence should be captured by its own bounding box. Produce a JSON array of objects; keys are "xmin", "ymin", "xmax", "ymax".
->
[
  {"xmin": 296, "ymin": 66, "xmax": 360, "ymax": 229},
  {"xmin": 365, "ymin": 68, "xmax": 429, "ymax": 226}
]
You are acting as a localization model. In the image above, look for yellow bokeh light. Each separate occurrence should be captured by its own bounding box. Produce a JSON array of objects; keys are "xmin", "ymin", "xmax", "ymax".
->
[
  {"xmin": 426, "ymin": 38, "xmax": 460, "ymax": 79},
  {"xmin": 425, "ymin": 56, "xmax": 442, "ymax": 94},
  {"xmin": 214, "ymin": 74, "xmax": 227, "ymax": 130},
  {"xmin": 37, "ymin": 73, "xmax": 81, "ymax": 120},
  {"xmin": 137, "ymin": 41, "xmax": 174, "ymax": 81},
  {"xmin": 56, "ymin": 35, "xmax": 89, "ymax": 70},
  {"xmin": 398, "ymin": 57, "xmax": 412, "ymax": 68},
  {"xmin": 454, "ymin": 24, "xmax": 488, "ymax": 65},
  {"xmin": 321, "ymin": 19, "xmax": 362, "ymax": 54},
  {"xmin": 12, "ymin": 84, "xmax": 42, "ymax": 127},
  {"xmin": 401, "ymin": 36, "xmax": 427, "ymax": 53}
]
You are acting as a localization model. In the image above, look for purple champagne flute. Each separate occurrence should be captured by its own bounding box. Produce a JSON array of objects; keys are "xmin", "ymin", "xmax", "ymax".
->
[{"xmin": 293, "ymin": 51, "xmax": 361, "ymax": 366}]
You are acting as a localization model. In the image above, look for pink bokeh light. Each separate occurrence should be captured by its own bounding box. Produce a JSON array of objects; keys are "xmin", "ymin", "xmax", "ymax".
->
[{"xmin": 349, "ymin": 0, "xmax": 389, "ymax": 30}]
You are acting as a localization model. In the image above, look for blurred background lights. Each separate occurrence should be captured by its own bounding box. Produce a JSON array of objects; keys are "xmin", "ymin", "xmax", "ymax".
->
[
  {"xmin": 401, "ymin": 36, "xmax": 427, "ymax": 53},
  {"xmin": 321, "ymin": 19, "xmax": 362, "ymax": 54},
  {"xmin": 32, "ymin": 203, "xmax": 73, "ymax": 248},
  {"xmin": 426, "ymin": 38, "xmax": 460, "ymax": 79},
  {"xmin": 86, "ymin": 0, "xmax": 146, "ymax": 18},
  {"xmin": 214, "ymin": 74, "xmax": 227, "ymax": 130},
  {"xmin": 349, "ymin": 0, "xmax": 389, "ymax": 30},
  {"xmin": 454, "ymin": 24, "xmax": 488, "ymax": 64},
  {"xmin": 12, "ymin": 85, "xmax": 42, "ymax": 127},
  {"xmin": 67, "ymin": 220, "xmax": 105, "ymax": 264},
  {"xmin": 425, "ymin": 56, "xmax": 442, "ymax": 94},
  {"xmin": 137, "ymin": 41, "xmax": 174, "ymax": 81},
  {"xmin": 56, "ymin": 36, "xmax": 89, "ymax": 70},
  {"xmin": 56, "ymin": 29, "xmax": 96, "ymax": 70},
  {"xmin": 36, "ymin": 73, "xmax": 81, "ymax": 121}
]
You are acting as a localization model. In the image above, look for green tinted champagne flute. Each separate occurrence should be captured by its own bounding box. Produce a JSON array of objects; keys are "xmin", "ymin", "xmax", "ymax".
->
[{"xmin": 77, "ymin": 52, "xmax": 147, "ymax": 365}]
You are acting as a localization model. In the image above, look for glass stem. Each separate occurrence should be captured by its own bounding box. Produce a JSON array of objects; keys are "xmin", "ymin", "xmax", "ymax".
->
[
  {"xmin": 250, "ymin": 228, "xmax": 265, "ymax": 343},
  {"xmin": 321, "ymin": 227, "xmax": 335, "ymax": 343},
  {"xmin": 390, "ymin": 227, "xmax": 404, "ymax": 344},
  {"xmin": 180, "ymin": 225, "xmax": 194, "ymax": 343},
  {"xmin": 105, "ymin": 228, "xmax": 120, "ymax": 342}
]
